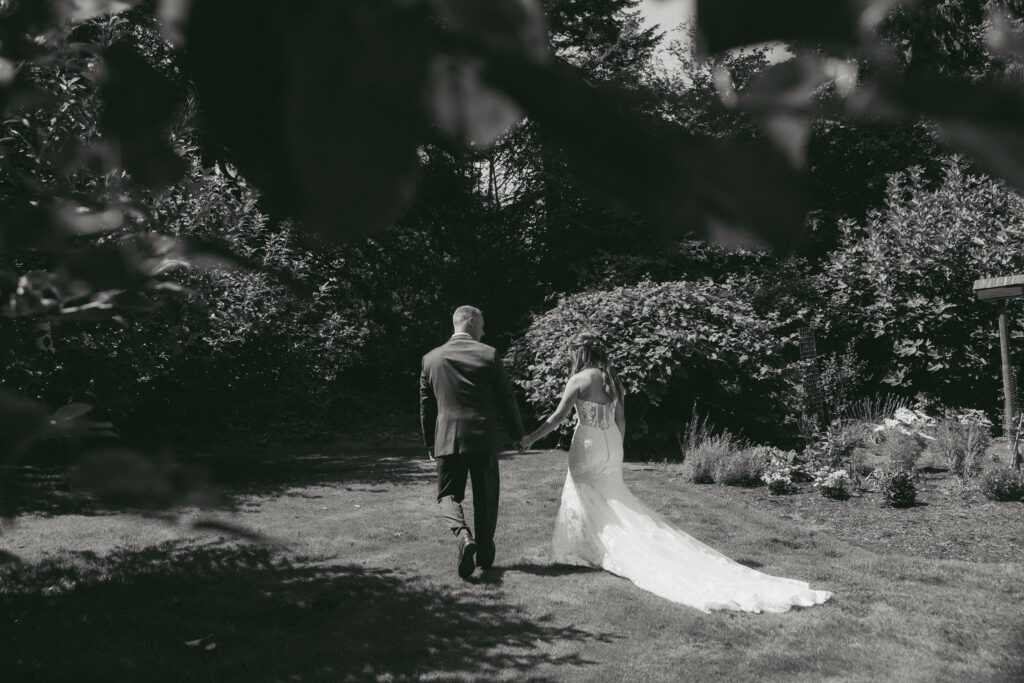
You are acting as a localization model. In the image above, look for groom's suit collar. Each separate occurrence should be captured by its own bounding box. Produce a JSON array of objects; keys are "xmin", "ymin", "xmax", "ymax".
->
[{"xmin": 449, "ymin": 332, "xmax": 473, "ymax": 341}]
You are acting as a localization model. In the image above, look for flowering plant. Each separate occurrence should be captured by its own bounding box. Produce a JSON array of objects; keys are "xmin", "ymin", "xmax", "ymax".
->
[
  {"xmin": 942, "ymin": 407, "xmax": 993, "ymax": 429},
  {"xmin": 873, "ymin": 407, "xmax": 936, "ymax": 441},
  {"xmin": 762, "ymin": 454, "xmax": 798, "ymax": 495},
  {"xmin": 812, "ymin": 467, "xmax": 851, "ymax": 499}
]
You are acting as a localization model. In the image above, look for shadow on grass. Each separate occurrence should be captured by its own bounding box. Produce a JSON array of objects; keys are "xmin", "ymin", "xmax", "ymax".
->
[
  {"xmin": 734, "ymin": 559, "xmax": 764, "ymax": 569},
  {"xmin": 475, "ymin": 562, "xmax": 601, "ymax": 586},
  {"xmin": 1, "ymin": 442, "xmax": 432, "ymax": 517},
  {"xmin": 195, "ymin": 443, "xmax": 433, "ymax": 494},
  {"xmin": 506, "ymin": 562, "xmax": 602, "ymax": 577},
  {"xmin": 0, "ymin": 542, "xmax": 615, "ymax": 682},
  {"xmin": 0, "ymin": 464, "xmax": 105, "ymax": 517}
]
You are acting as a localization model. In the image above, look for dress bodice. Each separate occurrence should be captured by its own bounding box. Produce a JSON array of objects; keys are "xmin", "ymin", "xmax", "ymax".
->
[{"xmin": 575, "ymin": 398, "xmax": 615, "ymax": 430}]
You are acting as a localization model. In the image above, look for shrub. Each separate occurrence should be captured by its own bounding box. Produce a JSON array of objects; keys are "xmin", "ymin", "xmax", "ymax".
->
[
  {"xmin": 877, "ymin": 428, "xmax": 925, "ymax": 471},
  {"xmin": 680, "ymin": 431, "xmax": 743, "ymax": 484},
  {"xmin": 766, "ymin": 476, "xmax": 796, "ymax": 495},
  {"xmin": 880, "ymin": 468, "xmax": 917, "ymax": 507},
  {"xmin": 716, "ymin": 447, "xmax": 769, "ymax": 487},
  {"xmin": 813, "ymin": 467, "xmax": 851, "ymax": 499},
  {"xmin": 806, "ymin": 419, "xmax": 872, "ymax": 469},
  {"xmin": 978, "ymin": 468, "xmax": 1024, "ymax": 502},
  {"xmin": 823, "ymin": 158, "xmax": 1024, "ymax": 415},
  {"xmin": 850, "ymin": 448, "xmax": 877, "ymax": 476},
  {"xmin": 934, "ymin": 412, "xmax": 992, "ymax": 478},
  {"xmin": 507, "ymin": 279, "xmax": 799, "ymax": 444}
]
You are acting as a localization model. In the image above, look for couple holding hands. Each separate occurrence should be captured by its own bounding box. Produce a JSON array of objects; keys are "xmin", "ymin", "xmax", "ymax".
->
[{"xmin": 419, "ymin": 305, "xmax": 830, "ymax": 612}]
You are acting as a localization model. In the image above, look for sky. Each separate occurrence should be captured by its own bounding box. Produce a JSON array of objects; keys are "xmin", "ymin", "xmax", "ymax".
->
[
  {"xmin": 640, "ymin": 0, "xmax": 793, "ymax": 68},
  {"xmin": 640, "ymin": 0, "xmax": 693, "ymax": 35}
]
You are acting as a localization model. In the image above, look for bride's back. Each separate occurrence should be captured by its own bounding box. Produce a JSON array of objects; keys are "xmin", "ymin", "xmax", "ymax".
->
[{"xmin": 574, "ymin": 368, "xmax": 615, "ymax": 404}]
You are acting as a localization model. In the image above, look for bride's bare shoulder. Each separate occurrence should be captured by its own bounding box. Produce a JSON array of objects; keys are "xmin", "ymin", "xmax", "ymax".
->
[{"xmin": 567, "ymin": 369, "xmax": 599, "ymax": 390}]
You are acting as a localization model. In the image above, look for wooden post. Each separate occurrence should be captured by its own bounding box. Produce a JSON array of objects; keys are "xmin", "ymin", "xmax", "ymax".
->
[
  {"xmin": 974, "ymin": 276, "xmax": 1024, "ymax": 459},
  {"xmin": 998, "ymin": 303, "xmax": 1016, "ymax": 438}
]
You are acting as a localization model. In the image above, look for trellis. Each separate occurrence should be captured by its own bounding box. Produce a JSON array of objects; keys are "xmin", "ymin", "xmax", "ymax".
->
[{"xmin": 799, "ymin": 325, "xmax": 824, "ymax": 423}]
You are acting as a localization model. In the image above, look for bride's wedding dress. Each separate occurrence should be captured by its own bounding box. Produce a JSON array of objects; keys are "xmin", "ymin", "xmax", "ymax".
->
[{"xmin": 551, "ymin": 398, "xmax": 832, "ymax": 613}]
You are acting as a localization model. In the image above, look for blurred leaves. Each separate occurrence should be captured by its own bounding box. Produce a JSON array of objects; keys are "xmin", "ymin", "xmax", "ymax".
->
[
  {"xmin": 178, "ymin": 0, "xmax": 809, "ymax": 249},
  {"xmin": 70, "ymin": 448, "xmax": 229, "ymax": 509},
  {"xmin": 56, "ymin": 1, "xmax": 139, "ymax": 23},
  {"xmin": 484, "ymin": 55, "xmax": 807, "ymax": 249},
  {"xmin": 861, "ymin": 71, "xmax": 1024, "ymax": 193},
  {"xmin": 0, "ymin": 388, "xmax": 50, "ymax": 457},
  {"xmin": 2, "ymin": 395, "xmax": 117, "ymax": 464},
  {"xmin": 696, "ymin": 0, "xmax": 861, "ymax": 54},
  {"xmin": 100, "ymin": 38, "xmax": 186, "ymax": 188},
  {"xmin": 427, "ymin": 0, "xmax": 546, "ymax": 145},
  {"xmin": 183, "ymin": 0, "xmax": 433, "ymax": 242}
]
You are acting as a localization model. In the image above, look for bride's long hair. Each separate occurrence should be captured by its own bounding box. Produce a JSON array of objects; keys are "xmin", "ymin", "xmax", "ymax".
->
[{"xmin": 568, "ymin": 332, "xmax": 623, "ymax": 402}]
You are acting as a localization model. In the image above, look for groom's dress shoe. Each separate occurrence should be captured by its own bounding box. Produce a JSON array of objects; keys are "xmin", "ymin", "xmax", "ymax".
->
[
  {"xmin": 457, "ymin": 537, "xmax": 477, "ymax": 580},
  {"xmin": 476, "ymin": 542, "xmax": 495, "ymax": 570}
]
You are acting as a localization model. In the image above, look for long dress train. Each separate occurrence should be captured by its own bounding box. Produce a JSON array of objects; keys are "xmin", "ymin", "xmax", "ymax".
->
[{"xmin": 551, "ymin": 399, "xmax": 832, "ymax": 613}]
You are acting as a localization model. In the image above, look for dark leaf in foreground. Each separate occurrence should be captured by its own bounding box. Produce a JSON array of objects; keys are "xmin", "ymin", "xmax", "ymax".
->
[
  {"xmin": 738, "ymin": 56, "xmax": 835, "ymax": 166},
  {"xmin": 938, "ymin": 122, "xmax": 1024, "ymax": 196},
  {"xmin": 696, "ymin": 0, "xmax": 860, "ymax": 54},
  {"xmin": 0, "ymin": 0, "xmax": 58, "ymax": 60},
  {"xmin": 0, "ymin": 389, "xmax": 48, "ymax": 460},
  {"xmin": 863, "ymin": 72, "xmax": 1024, "ymax": 193},
  {"xmin": 426, "ymin": 0, "xmax": 547, "ymax": 146},
  {"xmin": 184, "ymin": 0, "xmax": 432, "ymax": 242},
  {"xmin": 48, "ymin": 403, "xmax": 93, "ymax": 424},
  {"xmin": 71, "ymin": 449, "xmax": 229, "ymax": 510},
  {"xmin": 485, "ymin": 57, "xmax": 806, "ymax": 250},
  {"xmin": 100, "ymin": 40, "xmax": 186, "ymax": 189},
  {"xmin": 0, "ymin": 206, "xmax": 60, "ymax": 252}
]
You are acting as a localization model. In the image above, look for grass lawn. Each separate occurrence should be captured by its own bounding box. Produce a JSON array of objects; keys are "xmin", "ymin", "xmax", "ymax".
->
[{"xmin": 1, "ymin": 442, "xmax": 1022, "ymax": 682}]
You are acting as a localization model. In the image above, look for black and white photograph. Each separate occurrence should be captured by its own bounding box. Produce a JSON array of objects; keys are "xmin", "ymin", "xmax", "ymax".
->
[{"xmin": 1, "ymin": 0, "xmax": 1023, "ymax": 680}]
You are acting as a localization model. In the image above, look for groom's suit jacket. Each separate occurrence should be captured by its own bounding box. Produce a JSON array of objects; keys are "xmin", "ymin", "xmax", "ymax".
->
[{"xmin": 420, "ymin": 335, "xmax": 524, "ymax": 457}]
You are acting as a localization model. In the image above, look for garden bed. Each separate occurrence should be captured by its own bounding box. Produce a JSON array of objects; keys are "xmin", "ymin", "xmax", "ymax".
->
[{"xmin": 687, "ymin": 470, "xmax": 1024, "ymax": 564}]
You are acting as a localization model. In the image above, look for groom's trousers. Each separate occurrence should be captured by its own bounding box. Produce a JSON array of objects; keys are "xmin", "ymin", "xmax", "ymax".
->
[{"xmin": 436, "ymin": 451, "xmax": 499, "ymax": 545}]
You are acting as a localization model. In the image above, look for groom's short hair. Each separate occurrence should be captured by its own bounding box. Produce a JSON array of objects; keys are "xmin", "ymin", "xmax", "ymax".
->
[{"xmin": 453, "ymin": 305, "xmax": 482, "ymax": 327}]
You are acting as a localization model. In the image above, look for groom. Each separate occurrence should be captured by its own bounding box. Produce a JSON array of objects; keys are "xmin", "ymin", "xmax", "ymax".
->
[{"xmin": 419, "ymin": 305, "xmax": 524, "ymax": 579}]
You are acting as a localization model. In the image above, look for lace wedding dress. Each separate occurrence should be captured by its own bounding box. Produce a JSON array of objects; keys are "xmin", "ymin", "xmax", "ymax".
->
[{"xmin": 551, "ymin": 398, "xmax": 832, "ymax": 613}]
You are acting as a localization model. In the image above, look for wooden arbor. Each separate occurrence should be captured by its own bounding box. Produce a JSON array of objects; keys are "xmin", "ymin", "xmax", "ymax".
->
[{"xmin": 972, "ymin": 275, "xmax": 1024, "ymax": 439}]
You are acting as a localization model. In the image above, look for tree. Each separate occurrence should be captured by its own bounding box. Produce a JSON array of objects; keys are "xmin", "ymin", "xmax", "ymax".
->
[
  {"xmin": 508, "ymin": 277, "xmax": 800, "ymax": 447},
  {"xmin": 821, "ymin": 157, "xmax": 1024, "ymax": 421}
]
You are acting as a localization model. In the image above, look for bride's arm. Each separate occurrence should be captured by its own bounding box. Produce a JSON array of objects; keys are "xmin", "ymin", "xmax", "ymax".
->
[{"xmin": 521, "ymin": 375, "xmax": 583, "ymax": 449}]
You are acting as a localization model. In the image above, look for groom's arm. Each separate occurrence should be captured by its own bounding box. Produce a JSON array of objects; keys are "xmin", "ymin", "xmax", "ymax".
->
[
  {"xmin": 493, "ymin": 354, "xmax": 524, "ymax": 441},
  {"xmin": 419, "ymin": 362, "xmax": 437, "ymax": 456}
]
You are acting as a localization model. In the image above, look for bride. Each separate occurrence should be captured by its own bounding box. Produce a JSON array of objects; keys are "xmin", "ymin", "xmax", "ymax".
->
[{"xmin": 519, "ymin": 333, "xmax": 832, "ymax": 613}]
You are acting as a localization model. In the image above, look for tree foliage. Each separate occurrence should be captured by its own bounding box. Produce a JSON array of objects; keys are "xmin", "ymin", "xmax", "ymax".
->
[
  {"xmin": 507, "ymin": 278, "xmax": 800, "ymax": 446},
  {"xmin": 821, "ymin": 157, "xmax": 1024, "ymax": 419}
]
